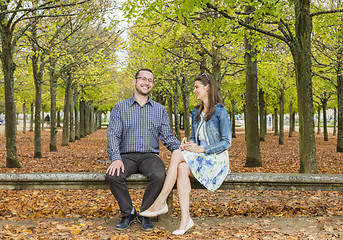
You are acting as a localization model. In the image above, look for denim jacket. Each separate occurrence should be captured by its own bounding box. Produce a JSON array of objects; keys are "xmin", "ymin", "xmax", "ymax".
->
[{"xmin": 190, "ymin": 103, "xmax": 231, "ymax": 155}]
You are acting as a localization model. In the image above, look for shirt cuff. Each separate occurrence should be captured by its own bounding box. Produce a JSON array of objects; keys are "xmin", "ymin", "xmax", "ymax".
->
[{"xmin": 110, "ymin": 154, "xmax": 122, "ymax": 162}]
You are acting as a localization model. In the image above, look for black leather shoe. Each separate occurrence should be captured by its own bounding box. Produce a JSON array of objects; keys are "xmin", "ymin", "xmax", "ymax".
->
[
  {"xmin": 137, "ymin": 213, "xmax": 154, "ymax": 231},
  {"xmin": 116, "ymin": 209, "xmax": 137, "ymax": 230}
]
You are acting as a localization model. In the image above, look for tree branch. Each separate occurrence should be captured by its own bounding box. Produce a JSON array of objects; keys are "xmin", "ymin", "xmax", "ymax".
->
[
  {"xmin": 313, "ymin": 72, "xmax": 337, "ymax": 88},
  {"xmin": 164, "ymin": 14, "xmax": 213, "ymax": 58},
  {"xmin": 311, "ymin": 9, "xmax": 343, "ymax": 17},
  {"xmin": 225, "ymin": 68, "xmax": 245, "ymax": 76},
  {"xmin": 17, "ymin": 13, "xmax": 80, "ymax": 22},
  {"xmin": 206, "ymin": 3, "xmax": 289, "ymax": 44},
  {"xmin": 0, "ymin": 0, "xmax": 89, "ymax": 15},
  {"xmin": 8, "ymin": 0, "xmax": 23, "ymax": 26},
  {"xmin": 138, "ymin": 35, "xmax": 202, "ymax": 64}
]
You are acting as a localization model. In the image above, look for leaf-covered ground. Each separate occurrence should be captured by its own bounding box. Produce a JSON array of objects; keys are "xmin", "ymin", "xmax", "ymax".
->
[{"xmin": 0, "ymin": 127, "xmax": 342, "ymax": 239}]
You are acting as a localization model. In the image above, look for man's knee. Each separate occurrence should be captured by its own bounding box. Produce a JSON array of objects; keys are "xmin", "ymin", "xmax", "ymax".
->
[
  {"xmin": 105, "ymin": 172, "xmax": 124, "ymax": 184},
  {"xmin": 149, "ymin": 170, "xmax": 166, "ymax": 183}
]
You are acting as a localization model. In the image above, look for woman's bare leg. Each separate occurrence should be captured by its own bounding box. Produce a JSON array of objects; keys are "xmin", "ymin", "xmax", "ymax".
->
[
  {"xmin": 144, "ymin": 149, "xmax": 185, "ymax": 212},
  {"xmin": 176, "ymin": 162, "xmax": 191, "ymax": 230}
]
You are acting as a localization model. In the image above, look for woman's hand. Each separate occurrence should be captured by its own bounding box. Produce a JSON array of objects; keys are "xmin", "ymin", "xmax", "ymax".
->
[{"xmin": 180, "ymin": 141, "xmax": 205, "ymax": 153}]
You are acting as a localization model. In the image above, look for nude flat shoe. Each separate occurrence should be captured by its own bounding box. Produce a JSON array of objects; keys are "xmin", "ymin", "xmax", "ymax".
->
[
  {"xmin": 139, "ymin": 204, "xmax": 168, "ymax": 217},
  {"xmin": 172, "ymin": 218, "xmax": 194, "ymax": 235}
]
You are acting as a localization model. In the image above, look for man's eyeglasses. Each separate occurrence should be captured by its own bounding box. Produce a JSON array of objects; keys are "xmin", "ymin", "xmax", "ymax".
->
[
  {"xmin": 137, "ymin": 77, "xmax": 154, "ymax": 82},
  {"xmin": 201, "ymin": 72, "xmax": 210, "ymax": 81}
]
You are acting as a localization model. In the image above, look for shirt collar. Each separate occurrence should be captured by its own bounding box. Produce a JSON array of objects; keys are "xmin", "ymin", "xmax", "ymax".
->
[{"xmin": 129, "ymin": 94, "xmax": 154, "ymax": 107}]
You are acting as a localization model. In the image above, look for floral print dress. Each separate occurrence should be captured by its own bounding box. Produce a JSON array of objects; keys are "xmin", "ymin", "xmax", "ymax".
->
[
  {"xmin": 182, "ymin": 149, "xmax": 230, "ymax": 192},
  {"xmin": 182, "ymin": 112, "xmax": 230, "ymax": 191}
]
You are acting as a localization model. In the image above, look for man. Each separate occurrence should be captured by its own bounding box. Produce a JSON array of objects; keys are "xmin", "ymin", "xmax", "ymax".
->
[
  {"xmin": 44, "ymin": 114, "xmax": 50, "ymax": 127},
  {"xmin": 106, "ymin": 68, "xmax": 180, "ymax": 231}
]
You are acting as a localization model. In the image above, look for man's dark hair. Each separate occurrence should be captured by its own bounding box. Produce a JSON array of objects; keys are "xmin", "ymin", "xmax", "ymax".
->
[{"xmin": 135, "ymin": 68, "xmax": 153, "ymax": 79}]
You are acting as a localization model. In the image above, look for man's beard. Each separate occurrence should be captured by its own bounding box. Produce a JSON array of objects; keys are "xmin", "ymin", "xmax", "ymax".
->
[{"xmin": 136, "ymin": 86, "xmax": 151, "ymax": 96}]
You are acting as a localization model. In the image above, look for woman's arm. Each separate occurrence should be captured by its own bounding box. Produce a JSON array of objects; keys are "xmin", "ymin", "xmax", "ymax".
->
[{"xmin": 203, "ymin": 107, "xmax": 231, "ymax": 155}]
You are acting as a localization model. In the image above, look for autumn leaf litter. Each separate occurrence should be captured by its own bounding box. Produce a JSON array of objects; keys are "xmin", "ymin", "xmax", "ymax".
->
[{"xmin": 0, "ymin": 129, "xmax": 342, "ymax": 239}]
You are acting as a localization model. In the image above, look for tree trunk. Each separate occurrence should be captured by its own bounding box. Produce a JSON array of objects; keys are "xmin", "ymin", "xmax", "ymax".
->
[
  {"xmin": 49, "ymin": 59, "xmax": 58, "ymax": 152},
  {"xmin": 80, "ymin": 100, "xmax": 86, "ymax": 138},
  {"xmin": 41, "ymin": 105, "xmax": 45, "ymax": 132},
  {"xmin": 168, "ymin": 97, "xmax": 173, "ymax": 130},
  {"xmin": 94, "ymin": 108, "xmax": 98, "ymax": 131},
  {"xmin": 231, "ymin": 100, "xmax": 236, "ymax": 138},
  {"xmin": 180, "ymin": 76, "xmax": 191, "ymax": 139},
  {"xmin": 23, "ymin": 102, "xmax": 26, "ymax": 134},
  {"xmin": 74, "ymin": 83, "xmax": 80, "ymax": 140},
  {"xmin": 85, "ymin": 102, "xmax": 90, "ymax": 136},
  {"xmin": 244, "ymin": 4, "xmax": 261, "ymax": 167},
  {"xmin": 173, "ymin": 84, "xmax": 180, "ymax": 140},
  {"xmin": 289, "ymin": 101, "xmax": 293, "ymax": 137},
  {"xmin": 212, "ymin": 46, "xmax": 223, "ymax": 94},
  {"xmin": 95, "ymin": 110, "xmax": 99, "ymax": 130},
  {"xmin": 333, "ymin": 107, "xmax": 337, "ymax": 136},
  {"xmin": 291, "ymin": 0, "xmax": 317, "ymax": 173},
  {"xmin": 69, "ymin": 91, "xmax": 75, "ymax": 142},
  {"xmin": 272, "ymin": 112, "xmax": 274, "ymax": 131},
  {"xmin": 93, "ymin": 107, "xmax": 96, "ymax": 132},
  {"xmin": 90, "ymin": 104, "xmax": 94, "ymax": 134},
  {"xmin": 30, "ymin": 103, "xmax": 34, "ymax": 132},
  {"xmin": 264, "ymin": 111, "xmax": 267, "ymax": 134},
  {"xmin": 279, "ymin": 87, "xmax": 285, "ymax": 145},
  {"xmin": 323, "ymin": 96, "xmax": 328, "ymax": 141},
  {"xmin": 182, "ymin": 100, "xmax": 190, "ymax": 138},
  {"xmin": 32, "ymin": 22, "xmax": 43, "ymax": 159},
  {"xmin": 337, "ymin": 59, "xmax": 343, "ymax": 152},
  {"xmin": 95, "ymin": 108, "xmax": 100, "ymax": 130},
  {"xmin": 100, "ymin": 111, "xmax": 103, "ymax": 129},
  {"xmin": 15, "ymin": 113, "xmax": 18, "ymax": 135},
  {"xmin": 200, "ymin": 51, "xmax": 207, "ymax": 74},
  {"xmin": 1, "ymin": 23, "xmax": 21, "ymax": 167},
  {"xmin": 259, "ymin": 89, "xmax": 266, "ymax": 141},
  {"xmin": 317, "ymin": 106, "xmax": 321, "ymax": 134},
  {"xmin": 57, "ymin": 110, "xmax": 61, "ymax": 127},
  {"xmin": 62, "ymin": 70, "xmax": 72, "ymax": 146},
  {"xmin": 96, "ymin": 110, "xmax": 102, "ymax": 130},
  {"xmin": 243, "ymin": 104, "xmax": 247, "ymax": 141},
  {"xmin": 292, "ymin": 112, "xmax": 296, "ymax": 132},
  {"xmin": 274, "ymin": 108, "xmax": 278, "ymax": 136}
]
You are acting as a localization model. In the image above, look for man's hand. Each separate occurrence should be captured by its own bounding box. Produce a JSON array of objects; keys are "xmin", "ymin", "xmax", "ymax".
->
[{"xmin": 106, "ymin": 160, "xmax": 125, "ymax": 176}]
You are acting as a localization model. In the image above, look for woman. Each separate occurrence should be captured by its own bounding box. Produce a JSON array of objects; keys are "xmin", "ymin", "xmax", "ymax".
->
[{"xmin": 140, "ymin": 73, "xmax": 231, "ymax": 235}]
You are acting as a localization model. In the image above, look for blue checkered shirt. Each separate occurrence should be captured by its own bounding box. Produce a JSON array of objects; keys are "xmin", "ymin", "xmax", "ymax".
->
[{"xmin": 107, "ymin": 95, "xmax": 181, "ymax": 162}]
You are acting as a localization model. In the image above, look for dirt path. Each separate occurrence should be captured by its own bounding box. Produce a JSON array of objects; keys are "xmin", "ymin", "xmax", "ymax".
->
[{"xmin": 0, "ymin": 215, "xmax": 342, "ymax": 239}]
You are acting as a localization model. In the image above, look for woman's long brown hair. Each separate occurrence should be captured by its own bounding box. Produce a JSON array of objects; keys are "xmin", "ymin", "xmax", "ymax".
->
[{"xmin": 195, "ymin": 73, "xmax": 223, "ymax": 121}]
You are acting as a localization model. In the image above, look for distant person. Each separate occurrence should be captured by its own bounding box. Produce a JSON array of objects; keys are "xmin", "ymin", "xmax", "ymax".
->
[
  {"xmin": 140, "ymin": 73, "xmax": 232, "ymax": 235},
  {"xmin": 44, "ymin": 114, "xmax": 50, "ymax": 127},
  {"xmin": 106, "ymin": 68, "xmax": 180, "ymax": 231}
]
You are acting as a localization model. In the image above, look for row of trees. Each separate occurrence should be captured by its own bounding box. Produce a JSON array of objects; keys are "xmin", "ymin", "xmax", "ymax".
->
[
  {"xmin": 118, "ymin": 0, "xmax": 343, "ymax": 173},
  {"xmin": 1, "ymin": 1, "xmax": 342, "ymax": 175},
  {"xmin": 1, "ymin": 0, "xmax": 123, "ymax": 168}
]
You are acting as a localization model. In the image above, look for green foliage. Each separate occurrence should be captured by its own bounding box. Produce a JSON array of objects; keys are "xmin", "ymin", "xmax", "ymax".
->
[
  {"xmin": 0, "ymin": 0, "xmax": 122, "ymax": 114},
  {"xmin": 121, "ymin": 0, "xmax": 250, "ymax": 115},
  {"xmin": 113, "ymin": 0, "xmax": 343, "ymax": 118}
]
